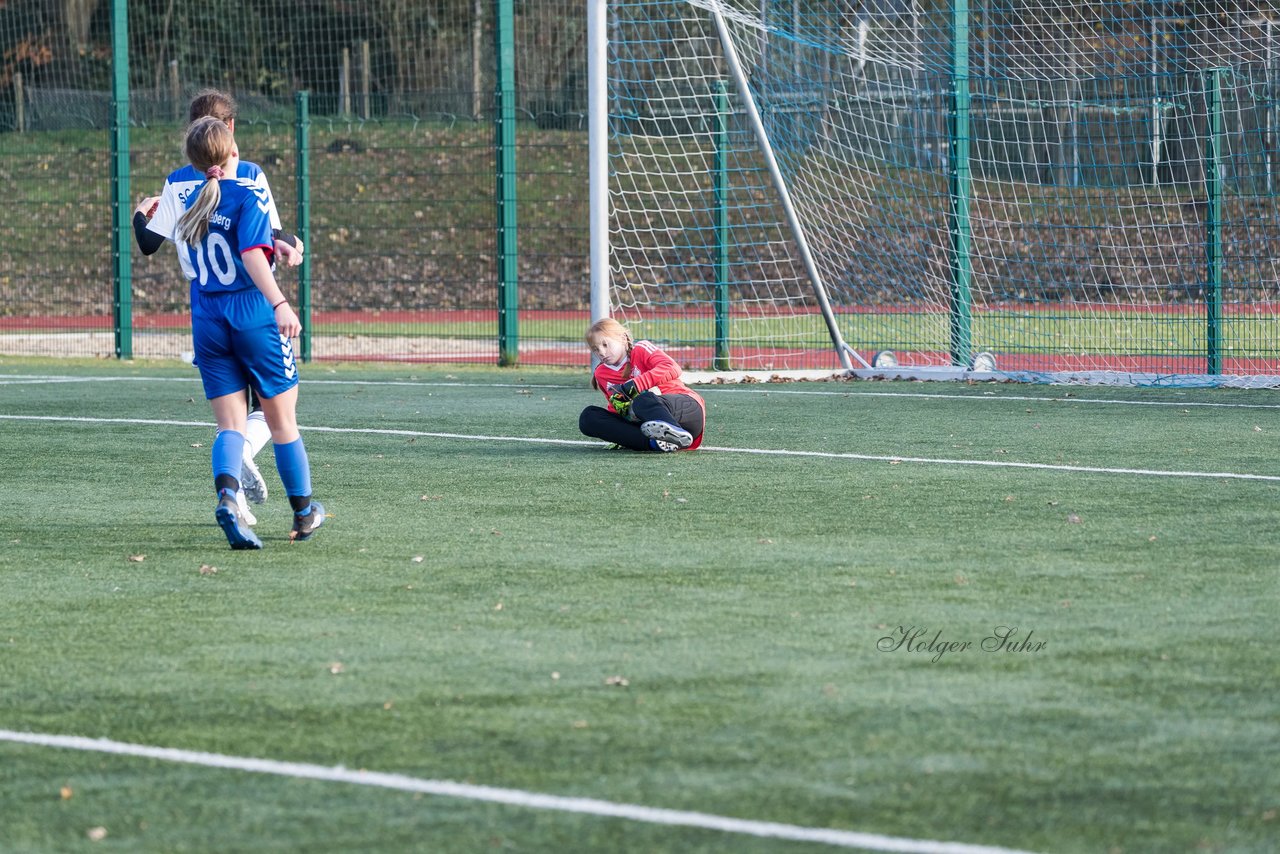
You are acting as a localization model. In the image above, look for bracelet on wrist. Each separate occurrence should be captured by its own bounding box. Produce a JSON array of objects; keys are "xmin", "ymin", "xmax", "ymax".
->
[{"xmin": 272, "ymin": 299, "xmax": 288, "ymax": 310}]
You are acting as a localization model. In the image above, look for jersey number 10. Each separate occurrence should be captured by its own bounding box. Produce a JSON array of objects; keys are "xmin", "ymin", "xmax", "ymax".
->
[{"xmin": 192, "ymin": 232, "xmax": 239, "ymax": 287}]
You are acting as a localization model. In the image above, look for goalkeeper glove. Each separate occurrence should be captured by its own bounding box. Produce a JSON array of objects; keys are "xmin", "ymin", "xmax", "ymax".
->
[
  {"xmin": 609, "ymin": 395, "xmax": 632, "ymax": 418},
  {"xmin": 601, "ymin": 381, "xmax": 637, "ymax": 419},
  {"xmin": 605, "ymin": 380, "xmax": 639, "ymax": 400},
  {"xmin": 605, "ymin": 380, "xmax": 638, "ymax": 418}
]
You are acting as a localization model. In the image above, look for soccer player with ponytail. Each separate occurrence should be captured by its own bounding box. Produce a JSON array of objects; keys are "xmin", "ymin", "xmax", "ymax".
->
[
  {"xmin": 155, "ymin": 116, "xmax": 327, "ymax": 549},
  {"xmin": 134, "ymin": 89, "xmax": 301, "ymax": 528}
]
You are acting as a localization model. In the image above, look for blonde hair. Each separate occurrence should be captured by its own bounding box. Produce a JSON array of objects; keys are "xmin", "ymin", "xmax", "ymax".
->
[
  {"xmin": 585, "ymin": 317, "xmax": 632, "ymax": 352},
  {"xmin": 177, "ymin": 117, "xmax": 235, "ymax": 245}
]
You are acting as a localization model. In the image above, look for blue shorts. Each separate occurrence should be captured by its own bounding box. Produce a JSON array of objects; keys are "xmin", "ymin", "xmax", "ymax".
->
[{"xmin": 192, "ymin": 288, "xmax": 299, "ymax": 400}]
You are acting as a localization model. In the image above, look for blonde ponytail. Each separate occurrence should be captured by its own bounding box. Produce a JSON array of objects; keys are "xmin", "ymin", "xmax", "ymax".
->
[
  {"xmin": 177, "ymin": 178, "xmax": 221, "ymax": 244},
  {"xmin": 177, "ymin": 116, "xmax": 235, "ymax": 245}
]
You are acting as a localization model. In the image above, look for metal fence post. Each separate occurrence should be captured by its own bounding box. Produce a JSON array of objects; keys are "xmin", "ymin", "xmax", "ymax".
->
[
  {"xmin": 110, "ymin": 0, "xmax": 132, "ymax": 359},
  {"xmin": 495, "ymin": 0, "xmax": 519, "ymax": 366},
  {"xmin": 296, "ymin": 91, "xmax": 312, "ymax": 362},
  {"xmin": 714, "ymin": 80, "xmax": 731, "ymax": 371},
  {"xmin": 1205, "ymin": 68, "xmax": 1226, "ymax": 375},
  {"xmin": 948, "ymin": 0, "xmax": 973, "ymax": 367}
]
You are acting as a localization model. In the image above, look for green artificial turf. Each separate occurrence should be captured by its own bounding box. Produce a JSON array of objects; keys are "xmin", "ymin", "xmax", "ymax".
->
[{"xmin": 0, "ymin": 358, "xmax": 1277, "ymax": 852}]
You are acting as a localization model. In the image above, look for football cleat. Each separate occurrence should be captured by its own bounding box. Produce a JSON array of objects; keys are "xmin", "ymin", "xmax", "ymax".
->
[
  {"xmin": 216, "ymin": 496, "xmax": 263, "ymax": 550},
  {"xmin": 240, "ymin": 452, "xmax": 268, "ymax": 504},
  {"xmin": 641, "ymin": 420, "xmax": 693, "ymax": 450},
  {"xmin": 290, "ymin": 500, "xmax": 326, "ymax": 542},
  {"xmin": 648, "ymin": 438, "xmax": 679, "ymax": 453},
  {"xmin": 235, "ymin": 490, "xmax": 257, "ymax": 527}
]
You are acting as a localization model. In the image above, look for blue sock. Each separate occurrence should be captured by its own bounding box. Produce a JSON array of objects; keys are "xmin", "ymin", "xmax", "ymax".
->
[
  {"xmin": 273, "ymin": 438, "xmax": 313, "ymax": 509},
  {"xmin": 212, "ymin": 430, "xmax": 246, "ymax": 491}
]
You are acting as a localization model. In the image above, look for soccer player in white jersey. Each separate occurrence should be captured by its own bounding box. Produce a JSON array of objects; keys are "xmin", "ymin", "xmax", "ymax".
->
[
  {"xmin": 133, "ymin": 90, "xmax": 302, "ymax": 528},
  {"xmin": 148, "ymin": 116, "xmax": 327, "ymax": 549}
]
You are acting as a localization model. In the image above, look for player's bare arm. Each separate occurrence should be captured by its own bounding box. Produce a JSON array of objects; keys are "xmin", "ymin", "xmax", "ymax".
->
[
  {"xmin": 273, "ymin": 230, "xmax": 304, "ymax": 267},
  {"xmin": 242, "ymin": 248, "xmax": 300, "ymax": 338}
]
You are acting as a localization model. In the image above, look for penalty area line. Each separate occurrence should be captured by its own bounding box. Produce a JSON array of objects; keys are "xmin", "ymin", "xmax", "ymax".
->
[
  {"xmin": 0, "ymin": 373, "xmax": 578, "ymax": 390},
  {"xmin": 0, "ymin": 729, "xmax": 1037, "ymax": 854},
  {"xmin": 1, "ymin": 413, "xmax": 1277, "ymax": 482},
  {"xmin": 10, "ymin": 372, "xmax": 1280, "ymax": 411},
  {"xmin": 6, "ymin": 372, "xmax": 1280, "ymax": 410},
  {"xmin": 708, "ymin": 444, "xmax": 1280, "ymax": 482},
  {"xmin": 704, "ymin": 386, "xmax": 1280, "ymax": 410}
]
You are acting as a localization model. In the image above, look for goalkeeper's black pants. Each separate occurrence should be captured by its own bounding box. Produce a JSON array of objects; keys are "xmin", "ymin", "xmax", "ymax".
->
[{"xmin": 579, "ymin": 391, "xmax": 704, "ymax": 451}]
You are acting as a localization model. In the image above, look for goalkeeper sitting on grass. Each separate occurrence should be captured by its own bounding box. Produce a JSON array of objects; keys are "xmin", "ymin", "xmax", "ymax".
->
[{"xmin": 579, "ymin": 318, "xmax": 706, "ymax": 452}]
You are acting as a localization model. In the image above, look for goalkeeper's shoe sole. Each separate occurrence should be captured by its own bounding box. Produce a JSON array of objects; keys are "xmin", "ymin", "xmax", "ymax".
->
[
  {"xmin": 216, "ymin": 497, "xmax": 263, "ymax": 550},
  {"xmin": 641, "ymin": 420, "xmax": 693, "ymax": 450},
  {"xmin": 240, "ymin": 453, "xmax": 268, "ymax": 504},
  {"xmin": 290, "ymin": 501, "xmax": 326, "ymax": 542}
]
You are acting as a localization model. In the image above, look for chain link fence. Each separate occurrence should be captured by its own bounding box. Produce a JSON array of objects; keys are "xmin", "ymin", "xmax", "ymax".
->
[{"xmin": 1, "ymin": 0, "xmax": 591, "ymax": 363}]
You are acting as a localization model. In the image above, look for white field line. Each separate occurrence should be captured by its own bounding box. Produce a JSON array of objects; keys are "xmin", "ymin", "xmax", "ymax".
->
[
  {"xmin": 0, "ymin": 374, "xmax": 574, "ymax": 390},
  {"xmin": 0, "ymin": 413, "xmax": 1277, "ymax": 482},
  {"xmin": 4, "ymin": 372, "xmax": 1280, "ymax": 409},
  {"xmin": 0, "ymin": 729, "xmax": 1037, "ymax": 854},
  {"xmin": 700, "ymin": 387, "xmax": 1280, "ymax": 410}
]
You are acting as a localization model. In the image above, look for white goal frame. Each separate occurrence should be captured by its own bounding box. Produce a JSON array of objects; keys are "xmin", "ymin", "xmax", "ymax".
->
[{"xmin": 586, "ymin": 0, "xmax": 998, "ymax": 382}]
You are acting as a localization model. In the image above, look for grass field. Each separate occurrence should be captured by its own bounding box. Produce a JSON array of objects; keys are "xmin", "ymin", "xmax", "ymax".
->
[{"xmin": 1, "ymin": 357, "xmax": 1278, "ymax": 853}]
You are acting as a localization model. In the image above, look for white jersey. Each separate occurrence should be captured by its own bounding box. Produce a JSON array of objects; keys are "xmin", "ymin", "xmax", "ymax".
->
[{"xmin": 147, "ymin": 160, "xmax": 282, "ymax": 280}]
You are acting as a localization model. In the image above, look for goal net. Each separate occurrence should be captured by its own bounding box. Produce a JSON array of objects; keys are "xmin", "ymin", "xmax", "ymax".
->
[{"xmin": 595, "ymin": 0, "xmax": 1280, "ymax": 385}]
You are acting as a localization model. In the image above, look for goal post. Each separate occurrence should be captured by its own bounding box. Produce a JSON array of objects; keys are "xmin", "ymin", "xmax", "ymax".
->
[
  {"xmin": 710, "ymin": 6, "xmax": 863, "ymax": 372},
  {"xmin": 589, "ymin": 0, "xmax": 1280, "ymax": 386},
  {"xmin": 590, "ymin": 0, "xmax": 868, "ymax": 376}
]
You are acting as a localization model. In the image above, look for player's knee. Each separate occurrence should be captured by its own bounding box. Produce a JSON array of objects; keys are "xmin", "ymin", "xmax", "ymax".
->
[{"xmin": 579, "ymin": 406, "xmax": 607, "ymax": 437}]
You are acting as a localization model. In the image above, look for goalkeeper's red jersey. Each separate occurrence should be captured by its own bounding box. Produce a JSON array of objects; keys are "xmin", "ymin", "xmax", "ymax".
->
[{"xmin": 593, "ymin": 339, "xmax": 706, "ymax": 449}]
